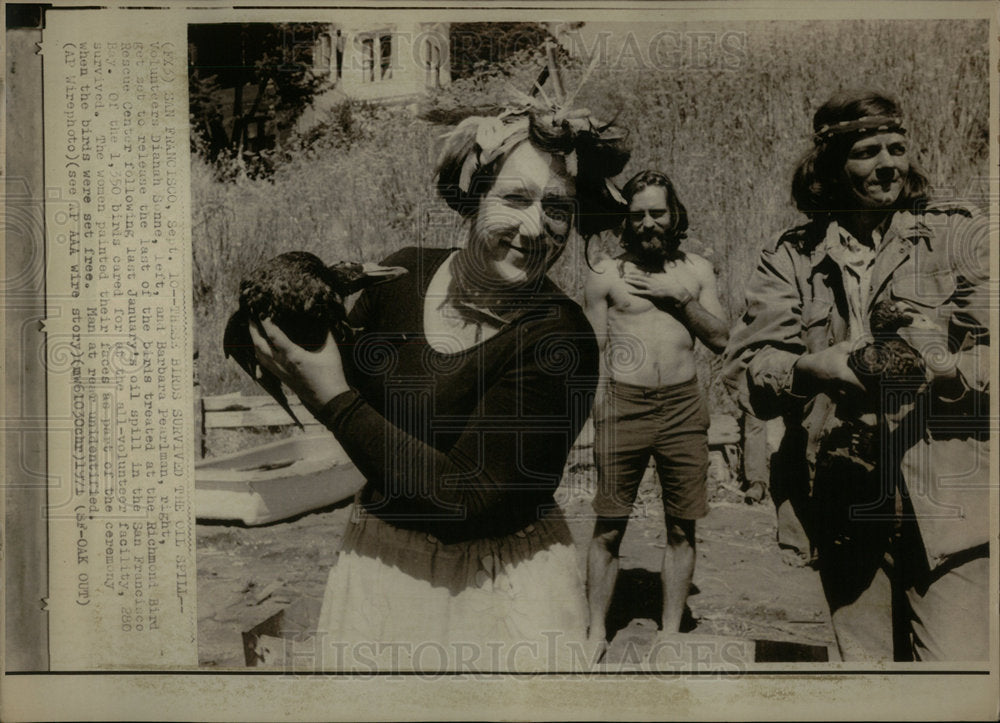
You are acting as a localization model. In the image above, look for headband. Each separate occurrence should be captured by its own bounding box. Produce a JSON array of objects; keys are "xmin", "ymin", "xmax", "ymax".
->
[{"xmin": 813, "ymin": 115, "xmax": 906, "ymax": 145}]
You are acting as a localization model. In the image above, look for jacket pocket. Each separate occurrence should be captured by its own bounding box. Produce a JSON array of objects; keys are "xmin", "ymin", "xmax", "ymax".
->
[
  {"xmin": 801, "ymin": 299, "xmax": 833, "ymax": 328},
  {"xmin": 891, "ymin": 270, "xmax": 957, "ymax": 309},
  {"xmin": 801, "ymin": 299, "xmax": 833, "ymax": 350}
]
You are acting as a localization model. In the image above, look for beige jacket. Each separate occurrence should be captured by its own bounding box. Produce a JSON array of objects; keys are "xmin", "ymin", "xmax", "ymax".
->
[{"xmin": 724, "ymin": 203, "xmax": 990, "ymax": 570}]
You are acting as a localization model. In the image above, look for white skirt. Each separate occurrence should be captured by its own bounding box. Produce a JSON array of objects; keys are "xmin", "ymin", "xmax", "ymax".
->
[{"xmin": 312, "ymin": 502, "xmax": 593, "ymax": 672}]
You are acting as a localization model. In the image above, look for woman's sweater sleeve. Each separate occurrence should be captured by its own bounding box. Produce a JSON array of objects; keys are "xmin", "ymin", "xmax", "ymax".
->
[{"xmin": 316, "ymin": 322, "xmax": 598, "ymax": 526}]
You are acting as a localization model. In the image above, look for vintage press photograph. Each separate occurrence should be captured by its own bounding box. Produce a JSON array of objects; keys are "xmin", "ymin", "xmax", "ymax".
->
[
  {"xmin": 3, "ymin": 1, "xmax": 997, "ymax": 719},
  {"xmin": 186, "ymin": 16, "xmax": 992, "ymax": 673}
]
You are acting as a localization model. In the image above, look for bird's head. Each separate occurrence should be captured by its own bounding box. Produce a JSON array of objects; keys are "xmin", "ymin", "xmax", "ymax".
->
[
  {"xmin": 327, "ymin": 261, "xmax": 408, "ymax": 297},
  {"xmin": 869, "ymin": 299, "xmax": 915, "ymax": 334}
]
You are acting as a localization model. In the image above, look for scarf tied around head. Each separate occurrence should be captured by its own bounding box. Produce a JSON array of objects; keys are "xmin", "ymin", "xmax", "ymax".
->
[{"xmin": 435, "ymin": 103, "xmax": 631, "ymax": 238}]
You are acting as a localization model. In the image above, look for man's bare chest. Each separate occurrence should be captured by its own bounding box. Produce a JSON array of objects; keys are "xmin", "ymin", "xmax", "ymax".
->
[{"xmin": 606, "ymin": 282, "xmax": 693, "ymax": 340}]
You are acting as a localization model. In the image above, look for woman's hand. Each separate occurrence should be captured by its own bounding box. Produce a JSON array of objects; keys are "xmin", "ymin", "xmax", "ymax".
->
[
  {"xmin": 249, "ymin": 318, "xmax": 349, "ymax": 411},
  {"xmin": 622, "ymin": 267, "xmax": 697, "ymax": 306}
]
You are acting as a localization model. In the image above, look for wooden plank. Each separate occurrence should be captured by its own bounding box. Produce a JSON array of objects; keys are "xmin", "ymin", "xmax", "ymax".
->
[
  {"xmin": 203, "ymin": 394, "xmax": 318, "ymax": 428},
  {"xmin": 206, "ymin": 407, "xmax": 323, "ymax": 429},
  {"xmin": 204, "ymin": 394, "xmax": 290, "ymax": 412},
  {"xmin": 604, "ymin": 619, "xmax": 757, "ymax": 667}
]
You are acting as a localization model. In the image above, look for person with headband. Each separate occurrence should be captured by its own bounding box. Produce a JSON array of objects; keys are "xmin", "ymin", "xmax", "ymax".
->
[
  {"xmin": 250, "ymin": 98, "xmax": 630, "ymax": 671},
  {"xmin": 724, "ymin": 89, "xmax": 989, "ymax": 661}
]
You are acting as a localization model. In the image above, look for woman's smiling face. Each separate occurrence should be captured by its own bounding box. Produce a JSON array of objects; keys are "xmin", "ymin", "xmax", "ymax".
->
[{"xmin": 467, "ymin": 142, "xmax": 575, "ymax": 288}]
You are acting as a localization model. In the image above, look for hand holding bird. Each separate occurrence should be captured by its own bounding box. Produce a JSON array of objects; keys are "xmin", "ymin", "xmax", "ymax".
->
[
  {"xmin": 223, "ymin": 252, "xmax": 406, "ymax": 426},
  {"xmin": 249, "ymin": 318, "xmax": 347, "ymax": 412},
  {"xmin": 847, "ymin": 300, "xmax": 930, "ymax": 388}
]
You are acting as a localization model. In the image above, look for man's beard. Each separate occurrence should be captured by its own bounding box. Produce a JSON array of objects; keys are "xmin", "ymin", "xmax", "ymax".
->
[{"xmin": 623, "ymin": 227, "xmax": 681, "ymax": 268}]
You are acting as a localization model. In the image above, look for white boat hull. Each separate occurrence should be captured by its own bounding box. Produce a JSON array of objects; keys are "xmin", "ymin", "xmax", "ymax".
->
[{"xmin": 195, "ymin": 433, "xmax": 365, "ymax": 525}]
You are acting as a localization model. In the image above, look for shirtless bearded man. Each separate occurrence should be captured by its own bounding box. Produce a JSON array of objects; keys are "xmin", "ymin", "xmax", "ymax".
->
[{"xmin": 585, "ymin": 170, "xmax": 729, "ymax": 649}]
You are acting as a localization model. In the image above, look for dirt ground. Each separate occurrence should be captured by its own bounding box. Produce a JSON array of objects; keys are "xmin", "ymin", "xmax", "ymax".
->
[{"xmin": 196, "ymin": 447, "xmax": 834, "ymax": 668}]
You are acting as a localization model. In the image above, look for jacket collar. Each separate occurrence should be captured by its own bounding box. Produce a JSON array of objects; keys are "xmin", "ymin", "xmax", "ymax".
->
[
  {"xmin": 884, "ymin": 209, "xmax": 933, "ymax": 250},
  {"xmin": 807, "ymin": 209, "xmax": 932, "ymax": 268}
]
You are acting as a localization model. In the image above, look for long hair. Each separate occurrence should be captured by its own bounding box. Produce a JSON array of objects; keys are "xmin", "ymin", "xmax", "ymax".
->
[
  {"xmin": 791, "ymin": 89, "xmax": 930, "ymax": 218},
  {"xmin": 619, "ymin": 169, "xmax": 689, "ymax": 252}
]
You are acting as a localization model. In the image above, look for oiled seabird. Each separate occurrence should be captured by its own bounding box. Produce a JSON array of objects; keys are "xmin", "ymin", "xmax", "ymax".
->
[
  {"xmin": 224, "ymin": 252, "xmax": 406, "ymax": 427},
  {"xmin": 848, "ymin": 299, "xmax": 926, "ymax": 388}
]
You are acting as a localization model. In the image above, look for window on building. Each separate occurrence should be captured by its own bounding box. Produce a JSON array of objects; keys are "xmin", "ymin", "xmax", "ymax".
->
[
  {"xmin": 379, "ymin": 34, "xmax": 392, "ymax": 80},
  {"xmin": 423, "ymin": 37, "xmax": 442, "ymax": 88},
  {"xmin": 335, "ymin": 30, "xmax": 344, "ymax": 79},
  {"xmin": 360, "ymin": 36, "xmax": 374, "ymax": 82},
  {"xmin": 358, "ymin": 31, "xmax": 392, "ymax": 83},
  {"xmin": 314, "ymin": 32, "xmax": 332, "ymax": 74}
]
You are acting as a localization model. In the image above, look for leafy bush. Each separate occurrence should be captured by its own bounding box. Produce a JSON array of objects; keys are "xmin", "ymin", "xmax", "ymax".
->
[{"xmin": 449, "ymin": 22, "xmax": 553, "ymax": 80}]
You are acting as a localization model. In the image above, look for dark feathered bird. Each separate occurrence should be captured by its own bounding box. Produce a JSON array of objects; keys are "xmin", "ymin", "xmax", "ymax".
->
[
  {"xmin": 847, "ymin": 299, "xmax": 926, "ymax": 387},
  {"xmin": 223, "ymin": 252, "xmax": 406, "ymax": 427}
]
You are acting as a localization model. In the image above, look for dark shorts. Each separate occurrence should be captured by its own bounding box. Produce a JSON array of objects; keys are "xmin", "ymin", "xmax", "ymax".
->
[{"xmin": 592, "ymin": 377, "xmax": 710, "ymax": 520}]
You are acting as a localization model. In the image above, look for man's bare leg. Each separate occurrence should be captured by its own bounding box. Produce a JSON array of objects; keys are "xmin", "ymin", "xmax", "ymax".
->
[
  {"xmin": 587, "ymin": 517, "xmax": 629, "ymax": 648},
  {"xmin": 661, "ymin": 517, "xmax": 696, "ymax": 634}
]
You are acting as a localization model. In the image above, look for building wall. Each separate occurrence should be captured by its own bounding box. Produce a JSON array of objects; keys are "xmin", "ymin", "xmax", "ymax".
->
[{"xmin": 313, "ymin": 20, "xmax": 450, "ymax": 102}]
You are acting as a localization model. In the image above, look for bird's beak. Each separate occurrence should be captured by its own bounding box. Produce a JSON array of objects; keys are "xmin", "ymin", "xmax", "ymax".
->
[{"xmin": 361, "ymin": 262, "xmax": 408, "ymax": 283}]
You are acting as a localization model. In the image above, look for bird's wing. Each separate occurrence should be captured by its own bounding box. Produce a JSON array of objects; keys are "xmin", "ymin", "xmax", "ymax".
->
[
  {"xmin": 224, "ymin": 311, "xmax": 305, "ymax": 430},
  {"xmin": 223, "ymin": 310, "xmax": 258, "ymax": 378},
  {"xmin": 255, "ymin": 369, "xmax": 305, "ymax": 430}
]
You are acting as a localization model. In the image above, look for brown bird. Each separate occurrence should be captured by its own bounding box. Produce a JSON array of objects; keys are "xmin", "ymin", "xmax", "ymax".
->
[
  {"xmin": 223, "ymin": 252, "xmax": 406, "ymax": 427},
  {"xmin": 847, "ymin": 299, "xmax": 926, "ymax": 387}
]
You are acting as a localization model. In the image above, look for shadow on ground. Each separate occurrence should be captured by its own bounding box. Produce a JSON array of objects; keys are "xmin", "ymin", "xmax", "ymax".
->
[{"xmin": 603, "ymin": 569, "xmax": 698, "ymax": 642}]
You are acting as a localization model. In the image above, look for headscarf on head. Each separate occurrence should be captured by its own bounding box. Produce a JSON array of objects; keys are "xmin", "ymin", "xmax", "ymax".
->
[
  {"xmin": 421, "ymin": 62, "xmax": 631, "ymax": 321},
  {"xmin": 428, "ymin": 100, "xmax": 631, "ymax": 238},
  {"xmin": 426, "ymin": 103, "xmax": 631, "ymax": 321}
]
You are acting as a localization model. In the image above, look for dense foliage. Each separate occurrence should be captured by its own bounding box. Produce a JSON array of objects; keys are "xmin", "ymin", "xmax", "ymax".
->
[{"xmin": 188, "ymin": 23, "xmax": 331, "ymax": 177}]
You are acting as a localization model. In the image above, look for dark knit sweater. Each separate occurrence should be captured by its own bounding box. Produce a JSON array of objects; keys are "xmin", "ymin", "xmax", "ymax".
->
[{"xmin": 317, "ymin": 246, "xmax": 599, "ymax": 543}]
